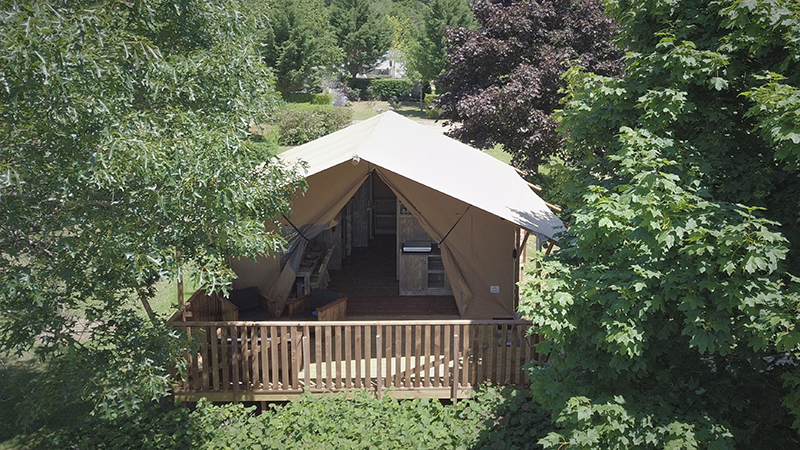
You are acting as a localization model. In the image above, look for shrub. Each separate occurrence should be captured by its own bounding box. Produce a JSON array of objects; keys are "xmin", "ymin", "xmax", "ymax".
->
[
  {"xmin": 38, "ymin": 385, "xmax": 550, "ymax": 449},
  {"xmin": 345, "ymin": 78, "xmax": 414, "ymax": 101},
  {"xmin": 424, "ymin": 93, "xmax": 440, "ymax": 119},
  {"xmin": 282, "ymin": 92, "xmax": 315, "ymax": 103},
  {"xmin": 49, "ymin": 400, "xmax": 198, "ymax": 450},
  {"xmin": 282, "ymin": 93, "xmax": 332, "ymax": 105},
  {"xmin": 275, "ymin": 104, "xmax": 352, "ymax": 146},
  {"xmin": 370, "ymin": 78, "xmax": 414, "ymax": 101},
  {"xmin": 191, "ymin": 387, "xmax": 549, "ymax": 449},
  {"xmin": 347, "ymin": 78, "xmax": 372, "ymax": 95},
  {"xmin": 310, "ymin": 93, "xmax": 332, "ymax": 105}
]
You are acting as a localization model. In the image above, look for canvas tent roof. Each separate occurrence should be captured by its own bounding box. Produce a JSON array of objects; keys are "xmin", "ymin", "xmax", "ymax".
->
[
  {"xmin": 266, "ymin": 111, "xmax": 564, "ymax": 319},
  {"xmin": 280, "ymin": 111, "xmax": 563, "ymax": 238}
]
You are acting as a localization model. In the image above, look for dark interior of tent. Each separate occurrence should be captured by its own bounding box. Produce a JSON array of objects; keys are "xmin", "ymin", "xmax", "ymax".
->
[{"xmin": 298, "ymin": 172, "xmax": 460, "ymax": 319}]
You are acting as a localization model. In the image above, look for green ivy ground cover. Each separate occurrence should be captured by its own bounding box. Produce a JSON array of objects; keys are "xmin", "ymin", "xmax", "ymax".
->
[{"xmin": 2, "ymin": 385, "xmax": 549, "ymax": 450}]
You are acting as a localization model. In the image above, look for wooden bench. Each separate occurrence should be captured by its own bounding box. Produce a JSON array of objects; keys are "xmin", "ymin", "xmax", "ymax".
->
[
  {"xmin": 284, "ymin": 290, "xmax": 347, "ymax": 321},
  {"xmin": 315, "ymin": 295, "xmax": 347, "ymax": 321},
  {"xmin": 169, "ymin": 287, "xmax": 271, "ymax": 323}
]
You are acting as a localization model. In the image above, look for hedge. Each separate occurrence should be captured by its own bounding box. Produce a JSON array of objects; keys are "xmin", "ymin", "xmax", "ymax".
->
[
  {"xmin": 275, "ymin": 104, "xmax": 352, "ymax": 146},
  {"xmin": 346, "ymin": 78, "xmax": 414, "ymax": 101},
  {"xmin": 283, "ymin": 92, "xmax": 333, "ymax": 105},
  {"xmin": 369, "ymin": 78, "xmax": 414, "ymax": 101}
]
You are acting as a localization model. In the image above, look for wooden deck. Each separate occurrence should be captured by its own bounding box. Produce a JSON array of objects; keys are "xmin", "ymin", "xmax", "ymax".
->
[
  {"xmin": 327, "ymin": 234, "xmax": 460, "ymax": 319},
  {"xmin": 171, "ymin": 320, "xmax": 545, "ymax": 403},
  {"xmin": 169, "ymin": 237, "xmax": 544, "ymax": 403}
]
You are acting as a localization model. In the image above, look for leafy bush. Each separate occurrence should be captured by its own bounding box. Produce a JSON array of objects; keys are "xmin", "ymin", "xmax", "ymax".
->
[
  {"xmin": 470, "ymin": 386, "xmax": 552, "ymax": 449},
  {"xmin": 310, "ymin": 93, "xmax": 332, "ymax": 105},
  {"xmin": 275, "ymin": 104, "xmax": 352, "ymax": 145},
  {"xmin": 347, "ymin": 78, "xmax": 372, "ymax": 97},
  {"xmin": 425, "ymin": 94, "xmax": 440, "ymax": 119},
  {"xmin": 30, "ymin": 385, "xmax": 550, "ymax": 449},
  {"xmin": 283, "ymin": 92, "xmax": 333, "ymax": 105},
  {"xmin": 191, "ymin": 386, "xmax": 549, "ymax": 449},
  {"xmin": 370, "ymin": 78, "xmax": 414, "ymax": 101},
  {"xmin": 50, "ymin": 401, "xmax": 198, "ymax": 450},
  {"xmin": 282, "ymin": 92, "xmax": 315, "ymax": 103},
  {"xmin": 192, "ymin": 392, "xmax": 478, "ymax": 449},
  {"xmin": 344, "ymin": 78, "xmax": 414, "ymax": 101}
]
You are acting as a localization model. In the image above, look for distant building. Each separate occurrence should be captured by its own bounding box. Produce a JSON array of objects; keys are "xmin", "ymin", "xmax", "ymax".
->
[{"xmin": 360, "ymin": 50, "xmax": 406, "ymax": 78}]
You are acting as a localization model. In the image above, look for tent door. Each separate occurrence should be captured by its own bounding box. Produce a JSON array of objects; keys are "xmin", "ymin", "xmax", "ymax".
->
[{"xmin": 372, "ymin": 173, "xmax": 397, "ymax": 235}]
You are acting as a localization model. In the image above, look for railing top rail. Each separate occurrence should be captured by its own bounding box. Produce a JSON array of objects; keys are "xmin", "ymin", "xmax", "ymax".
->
[{"xmin": 169, "ymin": 319, "xmax": 533, "ymax": 327}]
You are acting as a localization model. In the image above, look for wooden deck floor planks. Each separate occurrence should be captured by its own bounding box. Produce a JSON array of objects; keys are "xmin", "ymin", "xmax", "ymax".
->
[{"xmin": 326, "ymin": 234, "xmax": 460, "ymax": 319}]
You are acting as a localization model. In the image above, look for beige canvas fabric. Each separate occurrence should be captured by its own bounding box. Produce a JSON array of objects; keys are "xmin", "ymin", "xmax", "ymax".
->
[
  {"xmin": 281, "ymin": 112, "xmax": 563, "ymax": 237},
  {"xmin": 261, "ymin": 112, "xmax": 564, "ymax": 318}
]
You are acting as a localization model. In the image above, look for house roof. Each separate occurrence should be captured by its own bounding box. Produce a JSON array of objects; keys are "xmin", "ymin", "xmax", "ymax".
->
[{"xmin": 279, "ymin": 111, "xmax": 564, "ymax": 239}]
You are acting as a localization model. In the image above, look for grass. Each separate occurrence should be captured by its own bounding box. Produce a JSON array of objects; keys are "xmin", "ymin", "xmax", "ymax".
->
[
  {"xmin": 146, "ymin": 273, "xmax": 200, "ymax": 319},
  {"xmin": 0, "ymin": 353, "xmax": 81, "ymax": 450},
  {"xmin": 0, "ymin": 273, "xmax": 199, "ymax": 450},
  {"xmin": 346, "ymin": 100, "xmax": 428, "ymax": 122},
  {"xmin": 484, "ymin": 143, "xmax": 513, "ymax": 165},
  {"xmin": 348, "ymin": 100, "xmax": 390, "ymax": 120}
]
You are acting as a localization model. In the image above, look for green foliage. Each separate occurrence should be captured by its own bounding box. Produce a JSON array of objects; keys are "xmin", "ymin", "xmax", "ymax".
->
[
  {"xmin": 369, "ymin": 78, "xmax": 414, "ymax": 100},
  {"xmin": 519, "ymin": 0, "xmax": 800, "ymax": 447},
  {"xmin": 311, "ymin": 93, "xmax": 333, "ymax": 105},
  {"xmin": 425, "ymin": 93, "xmax": 440, "ymax": 119},
  {"xmin": 50, "ymin": 400, "xmax": 196, "ymax": 450},
  {"xmin": 406, "ymin": 0, "xmax": 476, "ymax": 86},
  {"xmin": 522, "ymin": 137, "xmax": 800, "ymax": 447},
  {"xmin": 275, "ymin": 104, "xmax": 352, "ymax": 145},
  {"xmin": 17, "ymin": 385, "xmax": 550, "ymax": 449},
  {"xmin": 329, "ymin": 0, "xmax": 393, "ymax": 77},
  {"xmin": 193, "ymin": 386, "xmax": 550, "ymax": 449},
  {"xmin": 263, "ymin": 0, "xmax": 342, "ymax": 94},
  {"xmin": 0, "ymin": 0, "xmax": 302, "ymax": 423},
  {"xmin": 282, "ymin": 92, "xmax": 333, "ymax": 105},
  {"xmin": 345, "ymin": 77, "xmax": 373, "ymax": 100},
  {"xmin": 283, "ymin": 92, "xmax": 316, "ymax": 103}
]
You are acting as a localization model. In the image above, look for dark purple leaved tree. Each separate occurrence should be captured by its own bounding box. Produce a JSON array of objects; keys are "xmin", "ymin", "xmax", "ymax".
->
[{"xmin": 438, "ymin": 0, "xmax": 623, "ymax": 172}]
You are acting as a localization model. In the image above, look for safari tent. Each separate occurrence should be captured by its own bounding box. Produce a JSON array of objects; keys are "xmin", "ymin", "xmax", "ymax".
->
[{"xmin": 231, "ymin": 111, "xmax": 563, "ymax": 320}]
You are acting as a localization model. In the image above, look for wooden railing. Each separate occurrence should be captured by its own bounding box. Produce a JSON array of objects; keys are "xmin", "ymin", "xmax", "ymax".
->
[{"xmin": 170, "ymin": 320, "xmax": 545, "ymax": 402}]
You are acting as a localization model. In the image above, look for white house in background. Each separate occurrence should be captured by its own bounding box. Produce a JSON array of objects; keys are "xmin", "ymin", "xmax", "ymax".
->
[{"xmin": 361, "ymin": 50, "xmax": 406, "ymax": 79}]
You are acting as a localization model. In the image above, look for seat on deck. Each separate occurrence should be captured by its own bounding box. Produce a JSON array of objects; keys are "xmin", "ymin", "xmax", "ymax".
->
[{"xmin": 227, "ymin": 287, "xmax": 272, "ymax": 321}]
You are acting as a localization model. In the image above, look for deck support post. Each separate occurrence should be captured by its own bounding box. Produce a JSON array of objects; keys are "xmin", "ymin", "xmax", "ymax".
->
[
  {"xmin": 231, "ymin": 327, "xmax": 240, "ymax": 404},
  {"xmin": 376, "ymin": 334, "xmax": 383, "ymax": 399},
  {"xmin": 452, "ymin": 334, "xmax": 460, "ymax": 402},
  {"xmin": 303, "ymin": 335, "xmax": 311, "ymax": 391}
]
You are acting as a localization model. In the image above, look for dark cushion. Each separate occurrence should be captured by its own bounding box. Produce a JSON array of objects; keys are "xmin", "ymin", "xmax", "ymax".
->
[
  {"xmin": 238, "ymin": 307, "xmax": 271, "ymax": 321},
  {"xmin": 228, "ymin": 287, "xmax": 262, "ymax": 311},
  {"xmin": 310, "ymin": 289, "xmax": 344, "ymax": 310}
]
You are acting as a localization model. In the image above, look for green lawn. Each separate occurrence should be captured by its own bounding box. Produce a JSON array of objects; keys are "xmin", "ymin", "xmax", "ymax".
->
[
  {"xmin": 484, "ymin": 143, "xmax": 513, "ymax": 165},
  {"xmin": 146, "ymin": 274, "xmax": 199, "ymax": 319},
  {"xmin": 346, "ymin": 99, "xmax": 428, "ymax": 121}
]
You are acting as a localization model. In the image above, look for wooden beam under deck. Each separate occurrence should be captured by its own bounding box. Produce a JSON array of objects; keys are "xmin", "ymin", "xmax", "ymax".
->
[{"xmin": 174, "ymin": 387, "xmax": 478, "ymax": 403}]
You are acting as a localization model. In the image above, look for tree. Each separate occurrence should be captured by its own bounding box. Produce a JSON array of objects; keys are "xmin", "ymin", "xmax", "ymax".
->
[
  {"xmin": 387, "ymin": 15, "xmax": 413, "ymax": 80},
  {"xmin": 406, "ymin": 0, "xmax": 476, "ymax": 91},
  {"xmin": 520, "ymin": 0, "xmax": 800, "ymax": 447},
  {"xmin": 437, "ymin": 0, "xmax": 622, "ymax": 173},
  {"xmin": 264, "ymin": 0, "xmax": 343, "ymax": 94},
  {"xmin": 329, "ymin": 0, "xmax": 393, "ymax": 78},
  {"xmin": 0, "ymin": 0, "xmax": 301, "ymax": 420}
]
